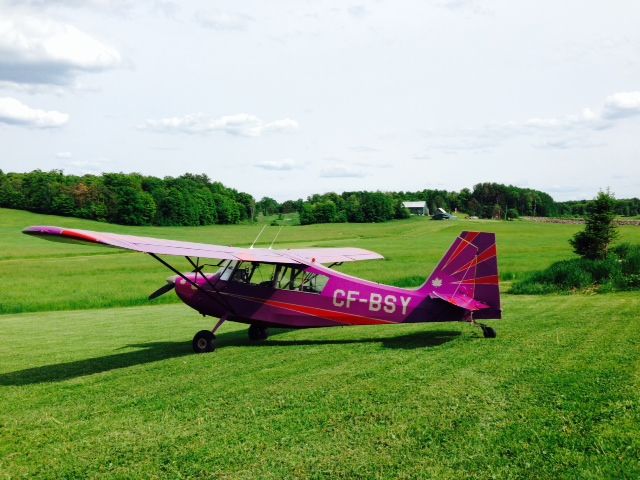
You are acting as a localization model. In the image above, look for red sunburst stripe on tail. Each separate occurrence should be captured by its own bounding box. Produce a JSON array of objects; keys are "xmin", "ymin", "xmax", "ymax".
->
[
  {"xmin": 450, "ymin": 244, "xmax": 497, "ymax": 276},
  {"xmin": 463, "ymin": 231, "xmax": 480, "ymax": 244},
  {"xmin": 442, "ymin": 232, "xmax": 480, "ymax": 270},
  {"xmin": 443, "ymin": 237, "xmax": 472, "ymax": 269},
  {"xmin": 452, "ymin": 274, "xmax": 499, "ymax": 286},
  {"xmin": 222, "ymin": 292, "xmax": 392, "ymax": 326}
]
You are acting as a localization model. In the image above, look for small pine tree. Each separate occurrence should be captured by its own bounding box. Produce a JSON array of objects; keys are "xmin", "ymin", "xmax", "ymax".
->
[{"xmin": 569, "ymin": 190, "xmax": 618, "ymax": 260}]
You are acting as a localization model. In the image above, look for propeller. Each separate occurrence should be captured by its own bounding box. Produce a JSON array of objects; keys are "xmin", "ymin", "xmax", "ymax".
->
[{"xmin": 148, "ymin": 275, "xmax": 179, "ymax": 300}]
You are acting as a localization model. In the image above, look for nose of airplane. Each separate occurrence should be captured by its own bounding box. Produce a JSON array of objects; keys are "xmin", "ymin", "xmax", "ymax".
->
[{"xmin": 148, "ymin": 274, "xmax": 179, "ymax": 300}]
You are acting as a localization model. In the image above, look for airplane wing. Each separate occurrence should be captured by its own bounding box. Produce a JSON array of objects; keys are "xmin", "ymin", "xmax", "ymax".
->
[
  {"xmin": 283, "ymin": 247, "xmax": 383, "ymax": 264},
  {"xmin": 429, "ymin": 291, "xmax": 490, "ymax": 311},
  {"xmin": 22, "ymin": 226, "xmax": 383, "ymax": 265}
]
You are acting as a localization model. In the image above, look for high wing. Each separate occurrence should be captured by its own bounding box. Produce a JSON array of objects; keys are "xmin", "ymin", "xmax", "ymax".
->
[{"xmin": 22, "ymin": 226, "xmax": 384, "ymax": 265}]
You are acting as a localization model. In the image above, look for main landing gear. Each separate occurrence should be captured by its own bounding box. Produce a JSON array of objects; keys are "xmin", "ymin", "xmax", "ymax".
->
[
  {"xmin": 248, "ymin": 324, "xmax": 268, "ymax": 342},
  {"xmin": 192, "ymin": 316, "xmax": 227, "ymax": 353},
  {"xmin": 192, "ymin": 319, "xmax": 269, "ymax": 353},
  {"xmin": 193, "ymin": 330, "xmax": 216, "ymax": 353}
]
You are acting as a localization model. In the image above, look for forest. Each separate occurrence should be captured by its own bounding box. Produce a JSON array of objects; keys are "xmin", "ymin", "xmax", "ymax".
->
[
  {"xmin": 0, "ymin": 170, "xmax": 254, "ymax": 226},
  {"xmin": 1, "ymin": 170, "xmax": 638, "ymax": 226}
]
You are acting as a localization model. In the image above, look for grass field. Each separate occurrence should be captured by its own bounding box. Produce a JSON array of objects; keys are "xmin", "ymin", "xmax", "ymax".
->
[{"xmin": 1, "ymin": 208, "xmax": 639, "ymax": 478}]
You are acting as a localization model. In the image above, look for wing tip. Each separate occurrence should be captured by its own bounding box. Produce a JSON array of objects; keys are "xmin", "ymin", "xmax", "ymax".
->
[
  {"xmin": 22, "ymin": 225, "xmax": 102, "ymax": 245},
  {"xmin": 23, "ymin": 225, "xmax": 61, "ymax": 236}
]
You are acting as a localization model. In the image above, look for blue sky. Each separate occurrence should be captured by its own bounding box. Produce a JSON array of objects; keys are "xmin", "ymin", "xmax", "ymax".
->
[{"xmin": 1, "ymin": 0, "xmax": 639, "ymax": 201}]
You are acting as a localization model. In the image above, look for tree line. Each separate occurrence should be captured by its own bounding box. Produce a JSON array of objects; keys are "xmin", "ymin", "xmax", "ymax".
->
[
  {"xmin": 0, "ymin": 170, "xmax": 255, "ymax": 226},
  {"xmin": 257, "ymin": 183, "xmax": 566, "ymax": 224},
  {"xmin": 2, "ymin": 170, "xmax": 638, "ymax": 226},
  {"xmin": 257, "ymin": 183, "xmax": 639, "ymax": 224},
  {"xmin": 556, "ymin": 198, "xmax": 640, "ymax": 217}
]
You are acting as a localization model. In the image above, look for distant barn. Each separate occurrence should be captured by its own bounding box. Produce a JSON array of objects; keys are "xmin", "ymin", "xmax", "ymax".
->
[{"xmin": 402, "ymin": 201, "xmax": 429, "ymax": 216}]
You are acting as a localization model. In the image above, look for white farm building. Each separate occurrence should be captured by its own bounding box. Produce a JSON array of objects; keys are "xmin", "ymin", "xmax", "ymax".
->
[{"xmin": 402, "ymin": 201, "xmax": 429, "ymax": 216}]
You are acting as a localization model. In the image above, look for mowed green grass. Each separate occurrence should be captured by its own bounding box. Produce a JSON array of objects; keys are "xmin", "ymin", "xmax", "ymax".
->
[
  {"xmin": 3, "ymin": 208, "xmax": 640, "ymax": 314},
  {"xmin": 1, "ymin": 208, "xmax": 640, "ymax": 478},
  {"xmin": 1, "ymin": 297, "xmax": 639, "ymax": 479}
]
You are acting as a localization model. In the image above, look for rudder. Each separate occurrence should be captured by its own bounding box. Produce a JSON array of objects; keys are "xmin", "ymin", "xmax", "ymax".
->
[{"xmin": 419, "ymin": 231, "xmax": 501, "ymax": 319}]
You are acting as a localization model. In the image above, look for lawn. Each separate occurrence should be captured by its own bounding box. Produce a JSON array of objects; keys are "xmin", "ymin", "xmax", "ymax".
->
[{"xmin": 1, "ymin": 208, "xmax": 639, "ymax": 478}]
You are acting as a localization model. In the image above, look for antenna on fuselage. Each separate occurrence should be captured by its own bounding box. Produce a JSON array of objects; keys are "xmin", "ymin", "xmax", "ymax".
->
[
  {"xmin": 268, "ymin": 226, "xmax": 284, "ymax": 250},
  {"xmin": 249, "ymin": 224, "xmax": 267, "ymax": 249}
]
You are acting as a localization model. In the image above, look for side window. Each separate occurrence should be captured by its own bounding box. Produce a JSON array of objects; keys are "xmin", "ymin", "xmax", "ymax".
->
[
  {"xmin": 303, "ymin": 272, "xmax": 329, "ymax": 294},
  {"xmin": 227, "ymin": 262, "xmax": 328, "ymax": 294},
  {"xmin": 278, "ymin": 267, "xmax": 328, "ymax": 294},
  {"xmin": 249, "ymin": 263, "xmax": 277, "ymax": 286}
]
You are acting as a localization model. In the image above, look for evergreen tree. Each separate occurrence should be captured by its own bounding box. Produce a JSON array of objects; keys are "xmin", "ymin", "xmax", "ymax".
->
[{"xmin": 569, "ymin": 190, "xmax": 619, "ymax": 260}]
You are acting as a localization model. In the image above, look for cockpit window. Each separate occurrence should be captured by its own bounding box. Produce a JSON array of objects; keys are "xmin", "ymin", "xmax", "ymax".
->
[{"xmin": 228, "ymin": 262, "xmax": 328, "ymax": 294}]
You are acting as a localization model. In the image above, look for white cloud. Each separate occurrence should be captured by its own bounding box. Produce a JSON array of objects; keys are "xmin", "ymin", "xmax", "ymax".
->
[
  {"xmin": 518, "ymin": 92, "xmax": 640, "ymax": 133},
  {"xmin": 0, "ymin": 97, "xmax": 68, "ymax": 127},
  {"xmin": 319, "ymin": 165, "xmax": 365, "ymax": 178},
  {"xmin": 55, "ymin": 151, "xmax": 72, "ymax": 159},
  {"xmin": 532, "ymin": 138, "xmax": 605, "ymax": 150},
  {"xmin": 422, "ymin": 91, "xmax": 640, "ymax": 153},
  {"xmin": 347, "ymin": 5, "xmax": 368, "ymax": 19},
  {"xmin": 5, "ymin": 1, "xmax": 179, "ymax": 17},
  {"xmin": 195, "ymin": 10, "xmax": 253, "ymax": 31},
  {"xmin": 602, "ymin": 91, "xmax": 640, "ymax": 119},
  {"xmin": 254, "ymin": 158, "xmax": 300, "ymax": 171},
  {"xmin": 140, "ymin": 113, "xmax": 299, "ymax": 137},
  {"xmin": 437, "ymin": 0, "xmax": 491, "ymax": 14},
  {"xmin": 522, "ymin": 107, "xmax": 610, "ymax": 131},
  {"xmin": 0, "ymin": 14, "xmax": 121, "ymax": 86},
  {"xmin": 349, "ymin": 145, "xmax": 380, "ymax": 153},
  {"xmin": 64, "ymin": 158, "xmax": 108, "ymax": 174}
]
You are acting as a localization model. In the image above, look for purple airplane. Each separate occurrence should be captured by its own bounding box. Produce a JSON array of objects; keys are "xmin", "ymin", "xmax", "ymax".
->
[{"xmin": 23, "ymin": 226, "xmax": 501, "ymax": 352}]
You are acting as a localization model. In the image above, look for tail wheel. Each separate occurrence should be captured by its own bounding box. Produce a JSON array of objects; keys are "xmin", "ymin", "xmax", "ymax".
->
[
  {"xmin": 193, "ymin": 330, "xmax": 216, "ymax": 353},
  {"xmin": 248, "ymin": 324, "xmax": 268, "ymax": 341},
  {"xmin": 481, "ymin": 325, "xmax": 497, "ymax": 339}
]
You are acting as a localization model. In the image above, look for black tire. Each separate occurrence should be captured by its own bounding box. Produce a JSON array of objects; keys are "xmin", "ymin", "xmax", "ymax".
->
[
  {"xmin": 192, "ymin": 330, "xmax": 216, "ymax": 353},
  {"xmin": 248, "ymin": 324, "xmax": 268, "ymax": 341},
  {"xmin": 482, "ymin": 326, "xmax": 497, "ymax": 339}
]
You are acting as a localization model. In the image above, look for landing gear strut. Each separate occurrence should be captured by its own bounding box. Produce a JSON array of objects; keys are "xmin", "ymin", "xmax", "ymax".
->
[{"xmin": 248, "ymin": 324, "xmax": 268, "ymax": 341}]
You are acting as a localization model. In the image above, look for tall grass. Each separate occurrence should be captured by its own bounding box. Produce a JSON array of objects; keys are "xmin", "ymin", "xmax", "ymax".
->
[{"xmin": 511, "ymin": 243, "xmax": 640, "ymax": 294}]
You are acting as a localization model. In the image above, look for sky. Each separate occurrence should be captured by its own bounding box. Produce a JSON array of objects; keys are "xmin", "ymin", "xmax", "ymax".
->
[{"xmin": 0, "ymin": 0, "xmax": 639, "ymax": 202}]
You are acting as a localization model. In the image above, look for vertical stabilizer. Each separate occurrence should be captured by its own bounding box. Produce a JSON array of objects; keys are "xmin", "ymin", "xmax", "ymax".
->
[{"xmin": 419, "ymin": 232, "xmax": 501, "ymax": 319}]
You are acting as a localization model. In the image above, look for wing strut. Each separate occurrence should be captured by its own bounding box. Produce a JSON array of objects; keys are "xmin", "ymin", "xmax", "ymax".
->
[{"xmin": 147, "ymin": 253, "xmax": 237, "ymax": 316}]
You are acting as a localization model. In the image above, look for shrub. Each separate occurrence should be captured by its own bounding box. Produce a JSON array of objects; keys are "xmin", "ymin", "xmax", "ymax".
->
[
  {"xmin": 506, "ymin": 208, "xmax": 519, "ymax": 220},
  {"xmin": 511, "ymin": 243, "xmax": 640, "ymax": 294}
]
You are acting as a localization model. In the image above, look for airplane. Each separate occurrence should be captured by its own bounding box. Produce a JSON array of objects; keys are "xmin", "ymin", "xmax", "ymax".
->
[{"xmin": 23, "ymin": 226, "xmax": 501, "ymax": 353}]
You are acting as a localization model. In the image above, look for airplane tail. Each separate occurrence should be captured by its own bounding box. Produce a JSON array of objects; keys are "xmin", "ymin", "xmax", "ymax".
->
[{"xmin": 419, "ymin": 231, "xmax": 501, "ymax": 319}]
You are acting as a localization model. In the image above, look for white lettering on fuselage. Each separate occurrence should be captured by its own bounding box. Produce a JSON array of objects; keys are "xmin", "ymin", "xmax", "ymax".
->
[{"xmin": 332, "ymin": 289, "xmax": 412, "ymax": 315}]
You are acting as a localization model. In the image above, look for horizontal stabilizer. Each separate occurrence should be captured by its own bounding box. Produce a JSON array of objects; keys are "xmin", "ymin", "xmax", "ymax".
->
[{"xmin": 429, "ymin": 291, "xmax": 490, "ymax": 311}]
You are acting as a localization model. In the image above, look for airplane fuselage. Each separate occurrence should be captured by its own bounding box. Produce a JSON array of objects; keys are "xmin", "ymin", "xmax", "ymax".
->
[{"xmin": 175, "ymin": 263, "xmax": 470, "ymax": 329}]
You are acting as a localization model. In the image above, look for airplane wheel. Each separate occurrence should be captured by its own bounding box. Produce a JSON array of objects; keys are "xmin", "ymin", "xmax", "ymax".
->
[
  {"xmin": 192, "ymin": 330, "xmax": 216, "ymax": 353},
  {"xmin": 248, "ymin": 324, "xmax": 268, "ymax": 341},
  {"xmin": 481, "ymin": 325, "xmax": 497, "ymax": 339}
]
